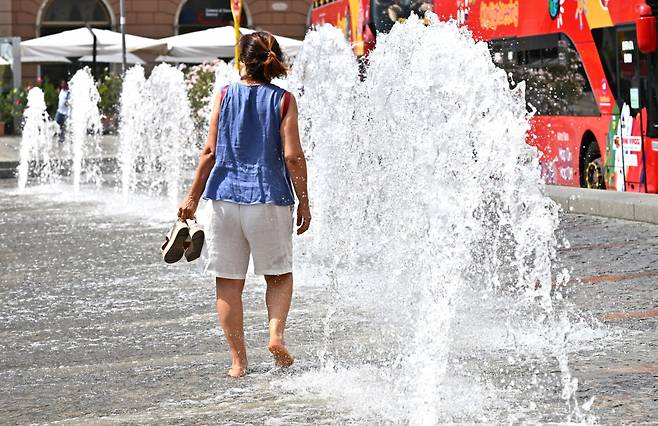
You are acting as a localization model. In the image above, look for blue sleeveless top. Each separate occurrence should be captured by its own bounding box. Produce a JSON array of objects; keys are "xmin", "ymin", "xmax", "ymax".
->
[{"xmin": 203, "ymin": 82, "xmax": 295, "ymax": 206}]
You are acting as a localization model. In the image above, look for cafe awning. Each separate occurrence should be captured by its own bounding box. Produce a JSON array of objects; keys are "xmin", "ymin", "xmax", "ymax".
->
[
  {"xmin": 132, "ymin": 26, "xmax": 303, "ymax": 63},
  {"xmin": 20, "ymin": 27, "xmax": 166, "ymax": 63}
]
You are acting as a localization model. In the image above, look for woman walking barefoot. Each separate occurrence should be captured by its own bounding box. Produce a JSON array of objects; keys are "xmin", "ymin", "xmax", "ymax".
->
[{"xmin": 177, "ymin": 32, "xmax": 311, "ymax": 378}]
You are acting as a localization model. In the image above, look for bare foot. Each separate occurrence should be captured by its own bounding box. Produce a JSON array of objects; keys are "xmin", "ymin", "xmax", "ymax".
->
[
  {"xmin": 268, "ymin": 340, "xmax": 294, "ymax": 367},
  {"xmin": 228, "ymin": 364, "xmax": 247, "ymax": 377}
]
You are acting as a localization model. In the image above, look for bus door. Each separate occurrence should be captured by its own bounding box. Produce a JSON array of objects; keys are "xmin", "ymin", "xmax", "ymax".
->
[
  {"xmin": 612, "ymin": 26, "xmax": 648, "ymax": 192},
  {"xmin": 638, "ymin": 24, "xmax": 658, "ymax": 193}
]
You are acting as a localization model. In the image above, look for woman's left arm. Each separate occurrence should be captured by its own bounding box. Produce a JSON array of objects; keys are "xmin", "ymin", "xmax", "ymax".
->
[{"xmin": 178, "ymin": 90, "xmax": 223, "ymax": 220}]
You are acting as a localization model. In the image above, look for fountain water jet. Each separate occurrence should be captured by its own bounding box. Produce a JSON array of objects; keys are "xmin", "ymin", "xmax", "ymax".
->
[
  {"xmin": 118, "ymin": 65, "xmax": 147, "ymax": 196},
  {"xmin": 117, "ymin": 64, "xmax": 195, "ymax": 202},
  {"xmin": 281, "ymin": 19, "xmax": 593, "ymax": 424},
  {"xmin": 67, "ymin": 67, "xmax": 103, "ymax": 192},
  {"xmin": 210, "ymin": 61, "xmax": 239, "ymax": 112},
  {"xmin": 142, "ymin": 64, "xmax": 195, "ymax": 202},
  {"xmin": 200, "ymin": 61, "xmax": 239, "ymax": 145},
  {"xmin": 17, "ymin": 88, "xmax": 57, "ymax": 190}
]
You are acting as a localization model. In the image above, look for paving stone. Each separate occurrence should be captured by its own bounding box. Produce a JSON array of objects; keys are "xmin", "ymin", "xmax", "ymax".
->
[{"xmin": 1, "ymin": 182, "xmax": 657, "ymax": 424}]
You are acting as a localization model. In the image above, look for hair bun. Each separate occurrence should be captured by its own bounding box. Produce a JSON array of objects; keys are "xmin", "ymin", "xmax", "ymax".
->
[{"xmin": 239, "ymin": 31, "xmax": 288, "ymax": 82}]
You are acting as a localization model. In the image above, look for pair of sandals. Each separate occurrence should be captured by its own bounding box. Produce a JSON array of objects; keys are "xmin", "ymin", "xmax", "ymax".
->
[{"xmin": 161, "ymin": 219, "xmax": 205, "ymax": 263}]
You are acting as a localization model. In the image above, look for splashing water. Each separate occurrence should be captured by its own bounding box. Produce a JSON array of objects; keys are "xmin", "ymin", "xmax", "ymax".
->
[
  {"xmin": 118, "ymin": 64, "xmax": 195, "ymax": 202},
  {"xmin": 17, "ymin": 88, "xmax": 57, "ymax": 190},
  {"xmin": 118, "ymin": 65, "xmax": 147, "ymax": 196},
  {"xmin": 283, "ymin": 19, "xmax": 593, "ymax": 424},
  {"xmin": 67, "ymin": 68, "xmax": 103, "ymax": 192},
  {"xmin": 211, "ymin": 61, "xmax": 239, "ymax": 110},
  {"xmin": 7, "ymin": 19, "xmax": 595, "ymax": 423},
  {"xmin": 201, "ymin": 61, "xmax": 239, "ymax": 144}
]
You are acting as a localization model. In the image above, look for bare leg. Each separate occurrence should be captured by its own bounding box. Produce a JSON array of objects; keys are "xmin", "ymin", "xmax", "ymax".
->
[
  {"xmin": 216, "ymin": 277, "xmax": 248, "ymax": 377},
  {"xmin": 264, "ymin": 273, "xmax": 294, "ymax": 367}
]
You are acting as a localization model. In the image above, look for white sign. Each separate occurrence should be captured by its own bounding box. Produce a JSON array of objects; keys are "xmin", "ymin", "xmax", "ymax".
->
[
  {"xmin": 622, "ymin": 40, "xmax": 635, "ymax": 51},
  {"xmin": 622, "ymin": 135, "xmax": 642, "ymax": 152},
  {"xmin": 271, "ymin": 2, "xmax": 289, "ymax": 11},
  {"xmin": 205, "ymin": 8, "xmax": 220, "ymax": 17},
  {"xmin": 624, "ymin": 53, "xmax": 633, "ymax": 63},
  {"xmin": 630, "ymin": 87, "xmax": 639, "ymax": 109},
  {"xmin": 623, "ymin": 152, "xmax": 638, "ymax": 167}
]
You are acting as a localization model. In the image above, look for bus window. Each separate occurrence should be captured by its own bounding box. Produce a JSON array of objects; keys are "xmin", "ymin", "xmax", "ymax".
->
[
  {"xmin": 638, "ymin": 4, "xmax": 658, "ymax": 137},
  {"xmin": 371, "ymin": 0, "xmax": 432, "ymax": 33},
  {"xmin": 595, "ymin": 24, "xmax": 658, "ymax": 136},
  {"xmin": 526, "ymin": 48, "xmax": 542, "ymax": 68},
  {"xmin": 488, "ymin": 40, "xmax": 504, "ymax": 65},
  {"xmin": 636, "ymin": 31, "xmax": 658, "ymax": 137},
  {"xmin": 491, "ymin": 34, "xmax": 599, "ymax": 116},
  {"xmin": 643, "ymin": 52, "xmax": 658, "ymax": 137},
  {"xmin": 372, "ymin": 0, "xmax": 409, "ymax": 33},
  {"xmin": 593, "ymin": 26, "xmax": 620, "ymax": 104},
  {"xmin": 617, "ymin": 28, "xmax": 640, "ymax": 113}
]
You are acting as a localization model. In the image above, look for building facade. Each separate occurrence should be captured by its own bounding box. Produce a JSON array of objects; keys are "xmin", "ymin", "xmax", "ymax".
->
[{"xmin": 0, "ymin": 0, "xmax": 312, "ymax": 83}]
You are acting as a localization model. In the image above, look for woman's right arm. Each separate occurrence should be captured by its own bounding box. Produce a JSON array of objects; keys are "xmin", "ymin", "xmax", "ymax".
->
[{"xmin": 178, "ymin": 90, "xmax": 223, "ymax": 220}]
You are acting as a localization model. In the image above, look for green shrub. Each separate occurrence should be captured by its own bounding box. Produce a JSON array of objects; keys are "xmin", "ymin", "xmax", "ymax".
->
[
  {"xmin": 0, "ymin": 90, "xmax": 11, "ymax": 123},
  {"xmin": 0, "ymin": 78, "xmax": 59, "ymax": 133},
  {"xmin": 97, "ymin": 72, "xmax": 122, "ymax": 117},
  {"xmin": 38, "ymin": 78, "xmax": 59, "ymax": 117},
  {"xmin": 0, "ymin": 87, "xmax": 27, "ymax": 132},
  {"xmin": 185, "ymin": 60, "xmax": 222, "ymax": 132}
]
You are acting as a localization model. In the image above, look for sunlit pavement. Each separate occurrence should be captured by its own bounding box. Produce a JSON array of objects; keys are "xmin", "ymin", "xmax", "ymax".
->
[
  {"xmin": 0, "ymin": 180, "xmax": 656, "ymax": 423},
  {"xmin": 558, "ymin": 215, "xmax": 658, "ymax": 422},
  {"xmin": 0, "ymin": 135, "xmax": 120, "ymax": 178}
]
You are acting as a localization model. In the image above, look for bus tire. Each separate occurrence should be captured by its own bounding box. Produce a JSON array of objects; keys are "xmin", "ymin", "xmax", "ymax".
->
[{"xmin": 581, "ymin": 138, "xmax": 605, "ymax": 190}]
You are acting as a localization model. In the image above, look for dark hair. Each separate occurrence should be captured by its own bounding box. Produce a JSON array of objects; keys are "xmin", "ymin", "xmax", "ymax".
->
[{"xmin": 239, "ymin": 31, "xmax": 288, "ymax": 82}]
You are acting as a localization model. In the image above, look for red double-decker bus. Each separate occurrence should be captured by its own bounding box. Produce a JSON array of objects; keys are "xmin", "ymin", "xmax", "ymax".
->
[{"xmin": 310, "ymin": 0, "xmax": 658, "ymax": 193}]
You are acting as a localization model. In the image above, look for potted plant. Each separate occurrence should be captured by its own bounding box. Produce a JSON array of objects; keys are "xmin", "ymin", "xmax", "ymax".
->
[
  {"xmin": 0, "ymin": 91, "xmax": 9, "ymax": 136},
  {"xmin": 8, "ymin": 87, "xmax": 28, "ymax": 135},
  {"xmin": 97, "ymin": 72, "xmax": 122, "ymax": 134}
]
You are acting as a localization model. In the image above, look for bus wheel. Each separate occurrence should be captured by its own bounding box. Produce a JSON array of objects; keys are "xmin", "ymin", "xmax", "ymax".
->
[{"xmin": 583, "ymin": 141, "xmax": 605, "ymax": 189}]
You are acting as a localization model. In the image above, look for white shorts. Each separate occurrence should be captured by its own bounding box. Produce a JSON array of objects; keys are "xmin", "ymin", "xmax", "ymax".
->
[{"xmin": 199, "ymin": 200, "xmax": 294, "ymax": 279}]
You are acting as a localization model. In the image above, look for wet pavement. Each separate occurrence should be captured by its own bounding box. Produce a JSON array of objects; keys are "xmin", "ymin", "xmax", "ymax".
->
[
  {"xmin": 0, "ymin": 136, "xmax": 120, "ymax": 178},
  {"xmin": 555, "ymin": 215, "xmax": 658, "ymax": 424},
  {"xmin": 1, "ymin": 181, "xmax": 657, "ymax": 424},
  {"xmin": 0, "ymin": 135, "xmax": 120, "ymax": 163}
]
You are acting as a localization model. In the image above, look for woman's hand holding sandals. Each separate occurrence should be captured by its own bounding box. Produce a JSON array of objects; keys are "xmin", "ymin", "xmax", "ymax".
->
[{"xmin": 178, "ymin": 194, "xmax": 199, "ymax": 220}]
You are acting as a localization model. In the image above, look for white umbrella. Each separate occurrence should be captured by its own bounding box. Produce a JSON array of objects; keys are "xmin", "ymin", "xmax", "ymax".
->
[
  {"xmin": 20, "ymin": 27, "xmax": 165, "ymax": 62},
  {"xmin": 157, "ymin": 56, "xmax": 213, "ymax": 64},
  {"xmin": 21, "ymin": 54, "xmax": 71, "ymax": 63},
  {"xmin": 79, "ymin": 52, "xmax": 146, "ymax": 65},
  {"xmin": 137, "ymin": 26, "xmax": 302, "ymax": 62}
]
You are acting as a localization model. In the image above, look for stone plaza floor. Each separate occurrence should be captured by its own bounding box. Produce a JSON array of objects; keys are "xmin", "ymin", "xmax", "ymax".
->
[
  {"xmin": 555, "ymin": 215, "xmax": 658, "ymax": 423},
  {"xmin": 0, "ymin": 181, "xmax": 656, "ymax": 424}
]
